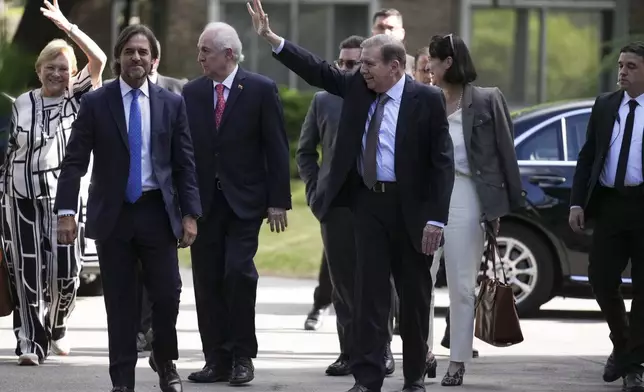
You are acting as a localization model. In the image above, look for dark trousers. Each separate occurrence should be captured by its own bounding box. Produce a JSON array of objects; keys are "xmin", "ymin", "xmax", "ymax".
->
[
  {"xmin": 190, "ymin": 185, "xmax": 262, "ymax": 366},
  {"xmin": 589, "ymin": 187, "xmax": 644, "ymax": 374},
  {"xmin": 321, "ymin": 207, "xmax": 356, "ymax": 356},
  {"xmin": 136, "ymin": 277, "xmax": 153, "ymax": 334},
  {"xmin": 350, "ymin": 185, "xmax": 433, "ymax": 392},
  {"xmin": 95, "ymin": 191, "xmax": 182, "ymax": 388},
  {"xmin": 312, "ymin": 253, "xmax": 333, "ymax": 309}
]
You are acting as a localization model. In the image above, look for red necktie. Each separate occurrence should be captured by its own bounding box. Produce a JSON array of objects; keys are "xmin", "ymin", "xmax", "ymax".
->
[{"xmin": 215, "ymin": 83, "xmax": 226, "ymax": 129}]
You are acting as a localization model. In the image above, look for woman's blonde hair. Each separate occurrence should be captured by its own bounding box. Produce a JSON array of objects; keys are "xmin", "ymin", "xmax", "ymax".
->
[{"xmin": 35, "ymin": 39, "xmax": 78, "ymax": 75}]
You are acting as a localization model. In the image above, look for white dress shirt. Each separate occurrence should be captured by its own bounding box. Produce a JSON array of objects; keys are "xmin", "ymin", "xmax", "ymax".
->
[
  {"xmin": 58, "ymin": 78, "xmax": 157, "ymax": 216},
  {"xmin": 599, "ymin": 92, "xmax": 644, "ymax": 187},
  {"xmin": 212, "ymin": 65, "xmax": 239, "ymax": 104},
  {"xmin": 119, "ymin": 77, "xmax": 157, "ymax": 191}
]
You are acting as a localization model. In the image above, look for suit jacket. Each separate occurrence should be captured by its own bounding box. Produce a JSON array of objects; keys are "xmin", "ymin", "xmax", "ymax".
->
[
  {"xmin": 273, "ymin": 41, "xmax": 454, "ymax": 253},
  {"xmin": 54, "ymin": 79, "xmax": 202, "ymax": 240},
  {"xmin": 571, "ymin": 90, "xmax": 623, "ymax": 218},
  {"xmin": 460, "ymin": 84, "xmax": 524, "ymax": 221},
  {"xmin": 182, "ymin": 69, "xmax": 292, "ymax": 220},
  {"xmin": 104, "ymin": 73, "xmax": 187, "ymax": 95},
  {"xmin": 296, "ymin": 91, "xmax": 343, "ymax": 220}
]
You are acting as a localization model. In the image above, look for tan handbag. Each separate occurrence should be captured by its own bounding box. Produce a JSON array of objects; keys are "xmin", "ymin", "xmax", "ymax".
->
[
  {"xmin": 0, "ymin": 245, "xmax": 13, "ymax": 317},
  {"xmin": 474, "ymin": 223, "xmax": 524, "ymax": 347}
]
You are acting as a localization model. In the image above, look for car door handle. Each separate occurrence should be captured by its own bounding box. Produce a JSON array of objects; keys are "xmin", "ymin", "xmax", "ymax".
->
[{"xmin": 528, "ymin": 175, "xmax": 566, "ymax": 185}]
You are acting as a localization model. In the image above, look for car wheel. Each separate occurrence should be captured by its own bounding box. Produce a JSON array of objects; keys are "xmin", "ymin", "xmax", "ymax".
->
[
  {"xmin": 483, "ymin": 221, "xmax": 555, "ymax": 318},
  {"xmin": 77, "ymin": 273, "xmax": 103, "ymax": 297}
]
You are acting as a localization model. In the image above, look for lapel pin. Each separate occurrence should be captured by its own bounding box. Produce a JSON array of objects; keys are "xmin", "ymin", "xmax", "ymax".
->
[{"xmin": 238, "ymin": 84, "xmax": 243, "ymax": 90}]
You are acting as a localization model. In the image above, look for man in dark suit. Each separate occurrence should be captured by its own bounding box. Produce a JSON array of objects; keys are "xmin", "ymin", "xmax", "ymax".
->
[
  {"xmin": 297, "ymin": 34, "xmax": 394, "ymax": 377},
  {"xmin": 570, "ymin": 42, "xmax": 644, "ymax": 391},
  {"xmin": 248, "ymin": 2, "xmax": 454, "ymax": 391},
  {"xmin": 105, "ymin": 39, "xmax": 189, "ymax": 354},
  {"xmin": 55, "ymin": 24, "xmax": 201, "ymax": 392},
  {"xmin": 182, "ymin": 22, "xmax": 291, "ymax": 386}
]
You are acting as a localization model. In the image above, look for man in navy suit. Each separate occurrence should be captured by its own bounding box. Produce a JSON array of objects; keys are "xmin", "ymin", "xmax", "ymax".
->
[
  {"xmin": 55, "ymin": 24, "xmax": 201, "ymax": 392},
  {"xmin": 182, "ymin": 22, "xmax": 291, "ymax": 386}
]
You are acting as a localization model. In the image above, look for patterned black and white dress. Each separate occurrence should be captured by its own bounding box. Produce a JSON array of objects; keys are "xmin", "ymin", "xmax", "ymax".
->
[{"xmin": 1, "ymin": 65, "xmax": 92, "ymax": 360}]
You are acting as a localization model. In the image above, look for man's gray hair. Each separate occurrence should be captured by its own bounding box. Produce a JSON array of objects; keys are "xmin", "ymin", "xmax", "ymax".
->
[
  {"xmin": 201, "ymin": 22, "xmax": 245, "ymax": 63},
  {"xmin": 361, "ymin": 34, "xmax": 406, "ymax": 68}
]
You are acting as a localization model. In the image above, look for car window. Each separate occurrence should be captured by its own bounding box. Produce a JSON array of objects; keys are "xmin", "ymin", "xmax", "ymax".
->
[
  {"xmin": 516, "ymin": 120, "xmax": 564, "ymax": 161},
  {"xmin": 564, "ymin": 113, "xmax": 590, "ymax": 161}
]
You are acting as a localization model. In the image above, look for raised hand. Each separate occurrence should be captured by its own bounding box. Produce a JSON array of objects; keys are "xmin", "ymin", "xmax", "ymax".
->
[
  {"xmin": 40, "ymin": 0, "xmax": 72, "ymax": 32},
  {"xmin": 246, "ymin": 0, "xmax": 271, "ymax": 37}
]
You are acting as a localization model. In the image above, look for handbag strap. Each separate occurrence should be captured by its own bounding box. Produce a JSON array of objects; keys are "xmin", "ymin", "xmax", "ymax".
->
[{"xmin": 482, "ymin": 222, "xmax": 508, "ymax": 285}]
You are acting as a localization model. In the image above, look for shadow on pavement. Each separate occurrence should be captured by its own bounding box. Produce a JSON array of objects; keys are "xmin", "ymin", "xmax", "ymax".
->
[{"xmin": 0, "ymin": 351, "xmax": 618, "ymax": 392}]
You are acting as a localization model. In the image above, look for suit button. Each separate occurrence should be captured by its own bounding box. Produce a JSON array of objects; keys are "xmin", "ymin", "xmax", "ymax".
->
[{"xmin": 476, "ymin": 170, "xmax": 481, "ymax": 175}]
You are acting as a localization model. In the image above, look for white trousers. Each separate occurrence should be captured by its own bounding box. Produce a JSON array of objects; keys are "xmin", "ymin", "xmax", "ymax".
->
[{"xmin": 428, "ymin": 174, "xmax": 484, "ymax": 363}]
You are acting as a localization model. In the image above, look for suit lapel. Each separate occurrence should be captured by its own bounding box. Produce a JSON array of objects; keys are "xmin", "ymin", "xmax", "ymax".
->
[
  {"xmin": 149, "ymin": 82, "xmax": 164, "ymax": 157},
  {"xmin": 218, "ymin": 68, "xmax": 248, "ymax": 132},
  {"xmin": 395, "ymin": 76, "xmax": 418, "ymax": 149},
  {"xmin": 106, "ymin": 80, "xmax": 129, "ymax": 151},
  {"xmin": 200, "ymin": 77, "xmax": 217, "ymax": 135},
  {"xmin": 600, "ymin": 90, "xmax": 624, "ymax": 155},
  {"xmin": 461, "ymin": 84, "xmax": 474, "ymax": 151}
]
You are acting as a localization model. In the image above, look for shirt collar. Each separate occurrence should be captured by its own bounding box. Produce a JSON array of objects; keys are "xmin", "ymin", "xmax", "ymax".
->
[
  {"xmin": 621, "ymin": 91, "xmax": 644, "ymax": 108},
  {"xmin": 148, "ymin": 72, "xmax": 158, "ymax": 84},
  {"xmin": 119, "ymin": 77, "xmax": 150, "ymax": 98},
  {"xmin": 212, "ymin": 65, "xmax": 239, "ymax": 90},
  {"xmin": 382, "ymin": 75, "xmax": 406, "ymax": 102}
]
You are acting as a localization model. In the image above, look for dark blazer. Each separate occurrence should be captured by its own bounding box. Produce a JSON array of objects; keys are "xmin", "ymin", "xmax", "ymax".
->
[
  {"xmin": 296, "ymin": 91, "xmax": 343, "ymax": 220},
  {"xmin": 105, "ymin": 73, "xmax": 187, "ymax": 95},
  {"xmin": 182, "ymin": 68, "xmax": 291, "ymax": 220},
  {"xmin": 54, "ymin": 79, "xmax": 202, "ymax": 240},
  {"xmin": 461, "ymin": 84, "xmax": 524, "ymax": 221},
  {"xmin": 273, "ymin": 41, "xmax": 454, "ymax": 253},
  {"xmin": 570, "ymin": 90, "xmax": 623, "ymax": 217}
]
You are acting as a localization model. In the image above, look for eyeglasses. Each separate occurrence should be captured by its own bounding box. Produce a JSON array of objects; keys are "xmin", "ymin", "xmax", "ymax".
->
[{"xmin": 335, "ymin": 59, "xmax": 362, "ymax": 70}]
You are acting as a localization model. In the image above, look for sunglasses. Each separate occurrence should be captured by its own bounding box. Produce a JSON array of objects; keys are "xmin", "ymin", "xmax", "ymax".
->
[
  {"xmin": 444, "ymin": 33, "xmax": 456, "ymax": 56},
  {"xmin": 335, "ymin": 59, "xmax": 362, "ymax": 70}
]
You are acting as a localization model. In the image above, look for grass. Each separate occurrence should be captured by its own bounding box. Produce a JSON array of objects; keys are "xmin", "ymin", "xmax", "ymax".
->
[{"xmin": 178, "ymin": 180, "xmax": 323, "ymax": 279}]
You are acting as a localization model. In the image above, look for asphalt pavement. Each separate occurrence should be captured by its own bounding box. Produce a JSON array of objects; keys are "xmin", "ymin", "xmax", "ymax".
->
[{"xmin": 0, "ymin": 269, "xmax": 627, "ymax": 392}]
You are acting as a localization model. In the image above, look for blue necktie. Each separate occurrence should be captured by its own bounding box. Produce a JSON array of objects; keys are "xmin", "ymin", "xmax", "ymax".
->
[{"xmin": 125, "ymin": 89, "xmax": 142, "ymax": 203}]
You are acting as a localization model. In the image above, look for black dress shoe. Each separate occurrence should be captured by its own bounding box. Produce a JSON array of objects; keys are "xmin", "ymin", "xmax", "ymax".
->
[
  {"xmin": 326, "ymin": 354, "xmax": 351, "ymax": 376},
  {"xmin": 111, "ymin": 388, "xmax": 134, "ymax": 392},
  {"xmin": 385, "ymin": 342, "xmax": 395, "ymax": 376},
  {"xmin": 425, "ymin": 354, "xmax": 438, "ymax": 378},
  {"xmin": 347, "ymin": 384, "xmax": 372, "ymax": 392},
  {"xmin": 402, "ymin": 378, "xmax": 426, "ymax": 391},
  {"xmin": 230, "ymin": 357, "xmax": 255, "ymax": 385},
  {"xmin": 187, "ymin": 364, "xmax": 231, "ymax": 383},
  {"xmin": 623, "ymin": 371, "xmax": 644, "ymax": 392},
  {"xmin": 604, "ymin": 350, "xmax": 622, "ymax": 382},
  {"xmin": 149, "ymin": 355, "xmax": 183, "ymax": 392},
  {"xmin": 304, "ymin": 305, "xmax": 327, "ymax": 330}
]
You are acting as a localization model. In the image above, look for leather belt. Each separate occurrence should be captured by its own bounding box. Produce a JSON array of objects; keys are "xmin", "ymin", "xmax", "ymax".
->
[
  {"xmin": 599, "ymin": 184, "xmax": 644, "ymax": 197},
  {"xmin": 367, "ymin": 181, "xmax": 397, "ymax": 193}
]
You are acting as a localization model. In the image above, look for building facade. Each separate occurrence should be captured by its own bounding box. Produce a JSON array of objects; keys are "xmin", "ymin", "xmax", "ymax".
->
[{"xmin": 72, "ymin": 0, "xmax": 644, "ymax": 105}]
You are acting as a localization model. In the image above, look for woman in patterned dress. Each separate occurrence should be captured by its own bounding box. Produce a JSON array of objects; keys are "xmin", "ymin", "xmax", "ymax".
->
[{"xmin": 1, "ymin": 0, "xmax": 106, "ymax": 366}]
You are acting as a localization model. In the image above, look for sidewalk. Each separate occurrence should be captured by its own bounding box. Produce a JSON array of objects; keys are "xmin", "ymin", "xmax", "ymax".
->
[{"xmin": 0, "ymin": 270, "xmax": 617, "ymax": 391}]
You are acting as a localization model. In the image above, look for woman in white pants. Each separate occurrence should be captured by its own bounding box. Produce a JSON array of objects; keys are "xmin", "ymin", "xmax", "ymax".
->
[{"xmin": 425, "ymin": 34, "xmax": 524, "ymax": 386}]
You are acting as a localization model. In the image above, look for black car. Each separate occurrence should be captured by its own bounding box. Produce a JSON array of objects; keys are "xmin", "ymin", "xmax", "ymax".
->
[{"xmin": 480, "ymin": 98, "xmax": 633, "ymax": 317}]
